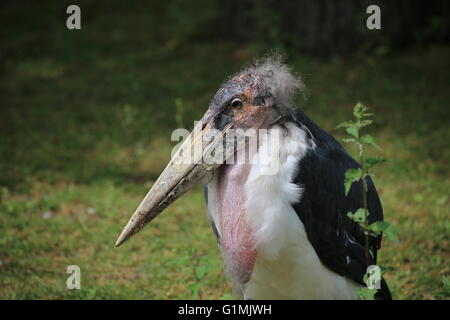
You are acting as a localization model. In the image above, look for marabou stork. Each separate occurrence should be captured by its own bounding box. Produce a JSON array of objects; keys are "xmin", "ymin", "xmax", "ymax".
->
[{"xmin": 116, "ymin": 57, "xmax": 391, "ymax": 300}]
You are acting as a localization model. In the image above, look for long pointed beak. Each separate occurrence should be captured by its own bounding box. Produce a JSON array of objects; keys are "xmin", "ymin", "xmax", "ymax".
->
[{"xmin": 115, "ymin": 116, "xmax": 237, "ymax": 247}]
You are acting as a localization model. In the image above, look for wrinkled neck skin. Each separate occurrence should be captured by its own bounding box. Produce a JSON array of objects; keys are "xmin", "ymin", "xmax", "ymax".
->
[
  {"xmin": 216, "ymin": 109, "xmax": 272, "ymax": 284},
  {"xmin": 217, "ymin": 162, "xmax": 256, "ymax": 284}
]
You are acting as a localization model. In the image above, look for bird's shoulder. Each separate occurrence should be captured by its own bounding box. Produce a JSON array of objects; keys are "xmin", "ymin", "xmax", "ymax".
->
[{"xmin": 289, "ymin": 114, "xmax": 385, "ymax": 288}]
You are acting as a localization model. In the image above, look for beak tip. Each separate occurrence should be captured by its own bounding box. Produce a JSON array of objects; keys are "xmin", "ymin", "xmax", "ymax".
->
[
  {"xmin": 115, "ymin": 238, "xmax": 123, "ymax": 247},
  {"xmin": 115, "ymin": 210, "xmax": 150, "ymax": 248},
  {"xmin": 115, "ymin": 228, "xmax": 131, "ymax": 247}
]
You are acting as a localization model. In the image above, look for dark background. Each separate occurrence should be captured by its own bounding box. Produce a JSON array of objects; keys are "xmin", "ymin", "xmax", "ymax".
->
[
  {"xmin": 219, "ymin": 0, "xmax": 450, "ymax": 57},
  {"xmin": 0, "ymin": 0, "xmax": 449, "ymax": 300}
]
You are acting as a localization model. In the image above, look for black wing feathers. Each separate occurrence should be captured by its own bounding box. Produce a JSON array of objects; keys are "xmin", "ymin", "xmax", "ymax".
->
[{"xmin": 291, "ymin": 110, "xmax": 391, "ymax": 299}]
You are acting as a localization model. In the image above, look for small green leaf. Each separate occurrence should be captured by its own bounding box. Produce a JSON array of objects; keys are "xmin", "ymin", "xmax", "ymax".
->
[
  {"xmin": 347, "ymin": 208, "xmax": 366, "ymax": 224},
  {"xmin": 353, "ymin": 103, "xmax": 366, "ymax": 118},
  {"xmin": 345, "ymin": 126, "xmax": 359, "ymax": 138},
  {"xmin": 356, "ymin": 288, "xmax": 377, "ymax": 300},
  {"xmin": 368, "ymin": 221, "xmax": 390, "ymax": 235},
  {"xmin": 199, "ymin": 255, "xmax": 216, "ymax": 264},
  {"xmin": 353, "ymin": 102, "xmax": 373, "ymax": 119},
  {"xmin": 195, "ymin": 266, "xmax": 208, "ymax": 279},
  {"xmin": 384, "ymin": 227, "xmax": 399, "ymax": 243},
  {"xmin": 360, "ymin": 119, "xmax": 373, "ymax": 127},
  {"xmin": 344, "ymin": 180, "xmax": 353, "ymax": 196},
  {"xmin": 345, "ymin": 168, "xmax": 363, "ymax": 180},
  {"xmin": 336, "ymin": 121, "xmax": 353, "ymax": 129},
  {"xmin": 344, "ymin": 168, "xmax": 362, "ymax": 195},
  {"xmin": 361, "ymin": 134, "xmax": 380, "ymax": 149},
  {"xmin": 368, "ymin": 221, "xmax": 398, "ymax": 242},
  {"xmin": 365, "ymin": 156, "xmax": 387, "ymax": 169}
]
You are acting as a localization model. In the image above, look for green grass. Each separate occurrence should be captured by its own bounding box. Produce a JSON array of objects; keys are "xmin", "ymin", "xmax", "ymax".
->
[{"xmin": 1, "ymin": 1, "xmax": 449, "ymax": 299}]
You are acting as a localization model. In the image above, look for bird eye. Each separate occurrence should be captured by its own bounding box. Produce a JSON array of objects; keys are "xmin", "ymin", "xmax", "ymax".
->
[{"xmin": 231, "ymin": 98, "xmax": 243, "ymax": 109}]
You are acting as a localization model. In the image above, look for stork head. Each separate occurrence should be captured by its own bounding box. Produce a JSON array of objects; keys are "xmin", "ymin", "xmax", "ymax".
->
[{"xmin": 115, "ymin": 56, "xmax": 303, "ymax": 247}]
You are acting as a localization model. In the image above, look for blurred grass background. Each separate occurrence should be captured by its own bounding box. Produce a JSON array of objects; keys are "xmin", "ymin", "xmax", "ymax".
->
[{"xmin": 0, "ymin": 1, "xmax": 449, "ymax": 299}]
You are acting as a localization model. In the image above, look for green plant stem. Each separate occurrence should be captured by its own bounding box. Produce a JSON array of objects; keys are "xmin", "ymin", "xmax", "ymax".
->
[
  {"xmin": 190, "ymin": 253, "xmax": 203, "ymax": 300},
  {"xmin": 358, "ymin": 137, "xmax": 370, "ymax": 269}
]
